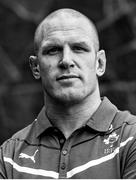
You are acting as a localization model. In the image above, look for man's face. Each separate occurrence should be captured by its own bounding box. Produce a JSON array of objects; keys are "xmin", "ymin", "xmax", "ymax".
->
[{"xmin": 37, "ymin": 16, "xmax": 105, "ymax": 103}]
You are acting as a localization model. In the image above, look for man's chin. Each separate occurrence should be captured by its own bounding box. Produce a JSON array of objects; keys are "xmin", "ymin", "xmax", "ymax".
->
[
  {"xmin": 52, "ymin": 93, "xmax": 85, "ymax": 105},
  {"xmin": 45, "ymin": 88, "xmax": 86, "ymax": 105}
]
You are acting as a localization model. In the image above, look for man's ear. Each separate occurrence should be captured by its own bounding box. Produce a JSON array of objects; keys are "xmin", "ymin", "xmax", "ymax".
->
[
  {"xmin": 29, "ymin": 55, "xmax": 40, "ymax": 79},
  {"xmin": 96, "ymin": 50, "xmax": 106, "ymax": 77}
]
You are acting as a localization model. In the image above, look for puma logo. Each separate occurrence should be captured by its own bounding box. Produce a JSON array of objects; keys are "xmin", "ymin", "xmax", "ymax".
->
[{"xmin": 19, "ymin": 149, "xmax": 38, "ymax": 163}]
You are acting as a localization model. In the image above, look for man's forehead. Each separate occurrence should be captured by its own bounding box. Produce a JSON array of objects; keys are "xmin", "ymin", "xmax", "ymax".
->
[
  {"xmin": 43, "ymin": 23, "xmax": 92, "ymax": 37},
  {"xmin": 40, "ymin": 25, "xmax": 94, "ymax": 49}
]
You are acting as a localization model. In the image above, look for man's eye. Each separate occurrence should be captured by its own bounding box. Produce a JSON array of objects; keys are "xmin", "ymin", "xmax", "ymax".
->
[
  {"xmin": 72, "ymin": 46, "xmax": 87, "ymax": 53},
  {"xmin": 43, "ymin": 47, "xmax": 61, "ymax": 55}
]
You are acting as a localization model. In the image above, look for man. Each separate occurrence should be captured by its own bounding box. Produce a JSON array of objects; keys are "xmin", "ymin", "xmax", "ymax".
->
[{"xmin": 0, "ymin": 8, "xmax": 136, "ymax": 179}]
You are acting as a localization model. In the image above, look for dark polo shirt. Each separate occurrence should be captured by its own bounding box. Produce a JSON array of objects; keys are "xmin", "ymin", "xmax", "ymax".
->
[{"xmin": 0, "ymin": 97, "xmax": 136, "ymax": 178}]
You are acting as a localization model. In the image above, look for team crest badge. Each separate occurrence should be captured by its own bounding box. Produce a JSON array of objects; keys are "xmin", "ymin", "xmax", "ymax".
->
[{"xmin": 103, "ymin": 132, "xmax": 119, "ymax": 147}]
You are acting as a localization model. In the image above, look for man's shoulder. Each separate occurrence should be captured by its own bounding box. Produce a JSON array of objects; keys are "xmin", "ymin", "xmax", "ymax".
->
[
  {"xmin": 113, "ymin": 109, "xmax": 136, "ymax": 139},
  {"xmin": 115, "ymin": 110, "xmax": 136, "ymax": 125},
  {"xmin": 103, "ymin": 97, "xmax": 136, "ymax": 126},
  {"xmin": 13, "ymin": 120, "xmax": 37, "ymax": 140},
  {"xmin": 1, "ymin": 119, "xmax": 37, "ymax": 151}
]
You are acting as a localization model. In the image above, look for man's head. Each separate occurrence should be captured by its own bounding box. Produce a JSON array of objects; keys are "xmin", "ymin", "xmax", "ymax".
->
[{"xmin": 30, "ymin": 8, "xmax": 106, "ymax": 104}]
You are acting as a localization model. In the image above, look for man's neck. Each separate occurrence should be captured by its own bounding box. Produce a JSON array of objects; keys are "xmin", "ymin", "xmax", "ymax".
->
[{"xmin": 45, "ymin": 94, "xmax": 101, "ymax": 139}]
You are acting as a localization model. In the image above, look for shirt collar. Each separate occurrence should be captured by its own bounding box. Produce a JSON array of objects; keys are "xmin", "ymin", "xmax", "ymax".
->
[
  {"xmin": 87, "ymin": 97, "xmax": 118, "ymax": 132},
  {"xmin": 35, "ymin": 106, "xmax": 53, "ymax": 138},
  {"xmin": 35, "ymin": 97, "xmax": 118, "ymax": 137}
]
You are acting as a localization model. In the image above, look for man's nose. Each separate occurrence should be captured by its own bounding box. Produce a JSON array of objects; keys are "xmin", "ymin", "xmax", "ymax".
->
[{"xmin": 58, "ymin": 45, "xmax": 75, "ymax": 69}]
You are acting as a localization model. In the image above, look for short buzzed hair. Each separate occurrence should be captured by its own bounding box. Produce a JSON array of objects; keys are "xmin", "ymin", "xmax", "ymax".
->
[{"xmin": 34, "ymin": 8, "xmax": 100, "ymax": 54}]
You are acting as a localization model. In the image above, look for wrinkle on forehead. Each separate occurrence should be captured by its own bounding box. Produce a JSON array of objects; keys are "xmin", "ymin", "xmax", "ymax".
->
[{"xmin": 34, "ymin": 8, "xmax": 99, "ymax": 54}]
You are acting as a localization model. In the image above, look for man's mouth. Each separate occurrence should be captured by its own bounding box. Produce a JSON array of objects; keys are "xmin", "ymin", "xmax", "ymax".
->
[{"xmin": 56, "ymin": 74, "xmax": 80, "ymax": 81}]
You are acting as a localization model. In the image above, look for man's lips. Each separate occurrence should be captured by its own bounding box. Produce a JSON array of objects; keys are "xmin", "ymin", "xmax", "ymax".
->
[{"xmin": 56, "ymin": 74, "xmax": 80, "ymax": 81}]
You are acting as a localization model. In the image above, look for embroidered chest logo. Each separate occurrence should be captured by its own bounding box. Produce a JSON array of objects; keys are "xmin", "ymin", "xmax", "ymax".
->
[
  {"xmin": 19, "ymin": 149, "xmax": 38, "ymax": 163},
  {"xmin": 103, "ymin": 132, "xmax": 119, "ymax": 148}
]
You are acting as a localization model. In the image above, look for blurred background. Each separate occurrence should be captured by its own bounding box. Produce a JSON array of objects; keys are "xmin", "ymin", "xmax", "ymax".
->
[{"xmin": 0, "ymin": 0, "xmax": 136, "ymax": 144}]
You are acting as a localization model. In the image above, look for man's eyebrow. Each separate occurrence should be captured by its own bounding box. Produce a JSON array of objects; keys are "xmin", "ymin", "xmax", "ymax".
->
[
  {"xmin": 71, "ymin": 41, "xmax": 89, "ymax": 46},
  {"xmin": 70, "ymin": 41, "xmax": 91, "ymax": 50},
  {"xmin": 41, "ymin": 40, "xmax": 91, "ymax": 49},
  {"xmin": 41, "ymin": 41, "xmax": 62, "ymax": 49}
]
